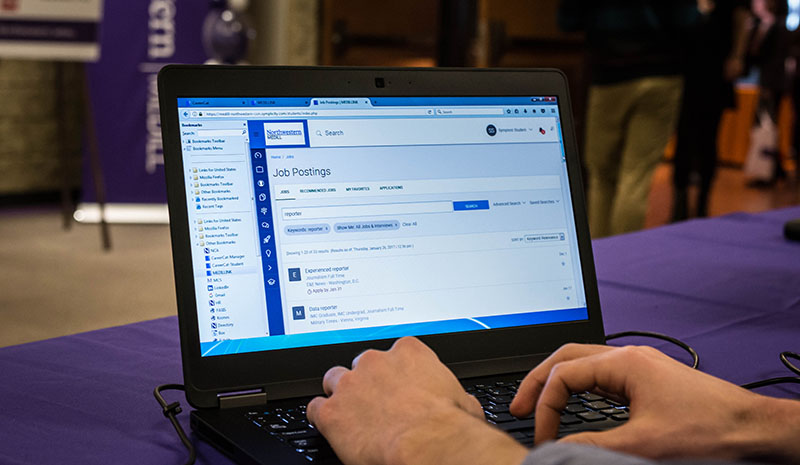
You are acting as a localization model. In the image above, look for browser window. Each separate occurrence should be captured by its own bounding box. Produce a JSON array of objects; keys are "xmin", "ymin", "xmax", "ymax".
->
[{"xmin": 177, "ymin": 96, "xmax": 587, "ymax": 357}]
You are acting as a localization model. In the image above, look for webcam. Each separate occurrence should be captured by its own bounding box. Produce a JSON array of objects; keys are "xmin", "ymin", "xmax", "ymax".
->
[{"xmin": 374, "ymin": 77, "xmax": 385, "ymax": 88}]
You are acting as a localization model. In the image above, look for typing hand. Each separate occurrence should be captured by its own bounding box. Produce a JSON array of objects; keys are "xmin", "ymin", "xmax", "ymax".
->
[
  {"xmin": 306, "ymin": 337, "xmax": 526, "ymax": 465},
  {"xmin": 509, "ymin": 344, "xmax": 800, "ymax": 462}
]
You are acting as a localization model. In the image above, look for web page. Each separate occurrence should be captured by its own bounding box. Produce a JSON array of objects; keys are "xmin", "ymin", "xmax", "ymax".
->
[{"xmin": 177, "ymin": 97, "xmax": 588, "ymax": 357}]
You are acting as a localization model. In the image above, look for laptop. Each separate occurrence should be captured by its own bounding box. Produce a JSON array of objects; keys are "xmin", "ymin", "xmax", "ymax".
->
[{"xmin": 158, "ymin": 66, "xmax": 621, "ymax": 464}]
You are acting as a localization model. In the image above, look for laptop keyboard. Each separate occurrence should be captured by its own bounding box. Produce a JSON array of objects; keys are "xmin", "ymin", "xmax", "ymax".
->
[
  {"xmin": 244, "ymin": 379, "xmax": 629, "ymax": 462},
  {"xmin": 469, "ymin": 380, "xmax": 628, "ymax": 446}
]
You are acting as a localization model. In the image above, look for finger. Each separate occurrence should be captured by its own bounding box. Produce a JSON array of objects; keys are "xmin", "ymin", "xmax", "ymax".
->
[
  {"xmin": 533, "ymin": 350, "xmax": 630, "ymax": 445},
  {"xmin": 306, "ymin": 396, "xmax": 327, "ymax": 428},
  {"xmin": 510, "ymin": 344, "xmax": 612, "ymax": 417},
  {"xmin": 322, "ymin": 366, "xmax": 349, "ymax": 396},
  {"xmin": 390, "ymin": 336, "xmax": 432, "ymax": 356},
  {"xmin": 351, "ymin": 349, "xmax": 374, "ymax": 369}
]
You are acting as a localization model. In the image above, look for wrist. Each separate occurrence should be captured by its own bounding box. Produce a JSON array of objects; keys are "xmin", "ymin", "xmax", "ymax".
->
[
  {"xmin": 386, "ymin": 401, "xmax": 528, "ymax": 465},
  {"xmin": 729, "ymin": 395, "xmax": 800, "ymax": 463}
]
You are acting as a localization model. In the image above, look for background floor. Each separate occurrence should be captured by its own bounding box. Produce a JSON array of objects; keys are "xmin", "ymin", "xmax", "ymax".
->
[
  {"xmin": 0, "ymin": 208, "xmax": 176, "ymax": 347},
  {"xmin": 1, "ymin": 164, "xmax": 797, "ymax": 348}
]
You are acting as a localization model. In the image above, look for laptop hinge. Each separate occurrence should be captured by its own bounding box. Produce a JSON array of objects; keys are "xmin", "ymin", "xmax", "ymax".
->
[{"xmin": 217, "ymin": 389, "xmax": 267, "ymax": 409}]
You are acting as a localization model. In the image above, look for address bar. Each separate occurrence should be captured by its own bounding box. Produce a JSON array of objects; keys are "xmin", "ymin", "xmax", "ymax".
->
[{"xmin": 199, "ymin": 109, "xmax": 433, "ymax": 118}]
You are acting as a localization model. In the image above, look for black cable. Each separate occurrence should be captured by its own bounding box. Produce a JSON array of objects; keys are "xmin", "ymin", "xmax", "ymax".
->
[
  {"xmin": 740, "ymin": 351, "xmax": 800, "ymax": 392},
  {"xmin": 154, "ymin": 384, "xmax": 196, "ymax": 465},
  {"xmin": 780, "ymin": 351, "xmax": 800, "ymax": 376},
  {"xmin": 740, "ymin": 377, "xmax": 800, "ymax": 390},
  {"xmin": 605, "ymin": 330, "xmax": 700, "ymax": 369}
]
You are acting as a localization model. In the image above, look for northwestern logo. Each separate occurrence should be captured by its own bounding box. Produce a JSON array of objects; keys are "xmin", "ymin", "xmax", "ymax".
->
[
  {"xmin": 266, "ymin": 129, "xmax": 303, "ymax": 140},
  {"xmin": 263, "ymin": 122, "xmax": 307, "ymax": 146}
]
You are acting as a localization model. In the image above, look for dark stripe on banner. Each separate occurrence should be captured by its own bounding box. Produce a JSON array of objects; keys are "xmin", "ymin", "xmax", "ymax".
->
[{"xmin": 0, "ymin": 19, "xmax": 98, "ymax": 43}]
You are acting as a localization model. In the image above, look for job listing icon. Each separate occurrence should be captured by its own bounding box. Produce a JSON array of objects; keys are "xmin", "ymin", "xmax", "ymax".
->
[
  {"xmin": 255, "ymin": 166, "xmax": 264, "ymax": 174},
  {"xmin": 292, "ymin": 306, "xmax": 305, "ymax": 320}
]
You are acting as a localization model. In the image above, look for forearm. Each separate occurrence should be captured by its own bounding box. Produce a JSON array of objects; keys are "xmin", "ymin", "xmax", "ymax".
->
[{"xmin": 386, "ymin": 403, "xmax": 528, "ymax": 465}]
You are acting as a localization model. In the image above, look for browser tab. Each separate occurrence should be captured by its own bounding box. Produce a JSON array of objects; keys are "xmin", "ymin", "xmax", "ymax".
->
[{"xmin": 310, "ymin": 98, "xmax": 372, "ymax": 108}]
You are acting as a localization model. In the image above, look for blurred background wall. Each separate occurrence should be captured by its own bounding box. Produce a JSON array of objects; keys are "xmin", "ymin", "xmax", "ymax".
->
[{"xmin": 0, "ymin": 61, "xmax": 82, "ymax": 195}]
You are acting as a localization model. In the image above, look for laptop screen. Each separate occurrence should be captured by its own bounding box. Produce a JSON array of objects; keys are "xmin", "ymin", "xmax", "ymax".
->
[{"xmin": 176, "ymin": 96, "xmax": 589, "ymax": 357}]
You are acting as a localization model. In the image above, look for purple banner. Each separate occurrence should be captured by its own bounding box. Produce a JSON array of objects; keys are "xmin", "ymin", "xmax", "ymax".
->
[{"xmin": 83, "ymin": 0, "xmax": 210, "ymax": 203}]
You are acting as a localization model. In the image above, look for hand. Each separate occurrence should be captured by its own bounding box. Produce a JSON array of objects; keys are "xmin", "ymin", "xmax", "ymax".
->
[
  {"xmin": 509, "ymin": 344, "xmax": 800, "ymax": 462},
  {"xmin": 306, "ymin": 337, "xmax": 527, "ymax": 465}
]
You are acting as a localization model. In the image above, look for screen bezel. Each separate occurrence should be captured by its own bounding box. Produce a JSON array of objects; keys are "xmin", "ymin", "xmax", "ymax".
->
[{"xmin": 158, "ymin": 66, "xmax": 605, "ymax": 409}]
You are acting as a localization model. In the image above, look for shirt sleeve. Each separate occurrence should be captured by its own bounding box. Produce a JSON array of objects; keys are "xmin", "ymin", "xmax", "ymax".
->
[{"xmin": 518, "ymin": 442, "xmax": 761, "ymax": 465}]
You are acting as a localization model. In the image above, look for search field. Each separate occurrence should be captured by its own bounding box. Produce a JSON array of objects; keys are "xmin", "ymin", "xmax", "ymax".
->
[
  {"xmin": 435, "ymin": 108, "xmax": 504, "ymax": 115},
  {"xmin": 196, "ymin": 129, "xmax": 248, "ymax": 137},
  {"xmin": 282, "ymin": 201, "xmax": 453, "ymax": 221}
]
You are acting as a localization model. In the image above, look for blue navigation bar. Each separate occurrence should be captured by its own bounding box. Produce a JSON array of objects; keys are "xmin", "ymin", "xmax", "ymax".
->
[
  {"xmin": 453, "ymin": 200, "xmax": 490, "ymax": 211},
  {"xmin": 247, "ymin": 121, "xmax": 285, "ymax": 336}
]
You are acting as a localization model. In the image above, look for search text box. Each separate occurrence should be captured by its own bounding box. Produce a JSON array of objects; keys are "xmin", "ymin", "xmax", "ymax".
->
[
  {"xmin": 282, "ymin": 201, "xmax": 453, "ymax": 221},
  {"xmin": 196, "ymin": 129, "xmax": 247, "ymax": 137},
  {"xmin": 435, "ymin": 108, "xmax": 504, "ymax": 115}
]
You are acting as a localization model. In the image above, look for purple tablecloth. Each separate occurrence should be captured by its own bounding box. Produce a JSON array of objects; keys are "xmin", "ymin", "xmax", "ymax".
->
[{"xmin": 2, "ymin": 207, "xmax": 799, "ymax": 464}]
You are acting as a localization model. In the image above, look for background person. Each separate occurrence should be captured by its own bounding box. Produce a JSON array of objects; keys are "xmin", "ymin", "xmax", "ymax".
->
[
  {"xmin": 558, "ymin": 0, "xmax": 698, "ymax": 237},
  {"xmin": 744, "ymin": 0, "xmax": 790, "ymax": 186},
  {"xmin": 672, "ymin": 0, "xmax": 751, "ymax": 221}
]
